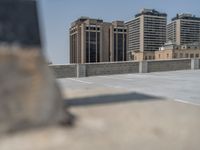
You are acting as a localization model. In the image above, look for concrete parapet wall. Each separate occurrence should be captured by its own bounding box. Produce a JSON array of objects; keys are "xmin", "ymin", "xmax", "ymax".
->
[
  {"xmin": 50, "ymin": 59, "xmax": 199, "ymax": 78},
  {"xmin": 49, "ymin": 65, "xmax": 77, "ymax": 78},
  {"xmin": 147, "ymin": 59, "xmax": 191, "ymax": 72},
  {"xmin": 86, "ymin": 62, "xmax": 139, "ymax": 77}
]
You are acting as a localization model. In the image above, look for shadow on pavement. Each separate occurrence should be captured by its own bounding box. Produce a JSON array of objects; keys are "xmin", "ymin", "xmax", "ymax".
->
[{"xmin": 65, "ymin": 92, "xmax": 165, "ymax": 107}]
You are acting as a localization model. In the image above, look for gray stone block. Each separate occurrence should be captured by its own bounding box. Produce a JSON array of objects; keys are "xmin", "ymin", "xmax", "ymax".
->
[
  {"xmin": 77, "ymin": 64, "xmax": 86, "ymax": 77},
  {"xmin": 49, "ymin": 65, "xmax": 77, "ymax": 78},
  {"xmin": 0, "ymin": 49, "xmax": 67, "ymax": 134},
  {"xmin": 139, "ymin": 61, "xmax": 148, "ymax": 73},
  {"xmin": 86, "ymin": 62, "xmax": 139, "ymax": 77},
  {"xmin": 148, "ymin": 59, "xmax": 191, "ymax": 72},
  {"xmin": 191, "ymin": 59, "xmax": 199, "ymax": 70}
]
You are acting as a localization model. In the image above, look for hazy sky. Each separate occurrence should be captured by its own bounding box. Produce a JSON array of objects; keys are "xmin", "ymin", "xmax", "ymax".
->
[{"xmin": 39, "ymin": 0, "xmax": 200, "ymax": 64}]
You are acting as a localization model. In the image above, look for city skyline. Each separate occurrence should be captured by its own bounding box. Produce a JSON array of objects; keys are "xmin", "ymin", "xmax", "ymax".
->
[{"xmin": 40, "ymin": 0, "xmax": 200, "ymax": 64}]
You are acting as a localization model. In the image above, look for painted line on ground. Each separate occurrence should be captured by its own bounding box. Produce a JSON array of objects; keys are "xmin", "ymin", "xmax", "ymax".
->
[
  {"xmin": 174, "ymin": 99, "xmax": 200, "ymax": 106},
  {"xmin": 100, "ymin": 76, "xmax": 137, "ymax": 81},
  {"xmin": 68, "ymin": 78, "xmax": 93, "ymax": 84},
  {"xmin": 102, "ymin": 84, "xmax": 125, "ymax": 89}
]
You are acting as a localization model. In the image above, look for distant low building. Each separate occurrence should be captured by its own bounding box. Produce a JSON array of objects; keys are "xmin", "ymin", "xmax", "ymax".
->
[
  {"xmin": 131, "ymin": 41, "xmax": 200, "ymax": 61},
  {"xmin": 155, "ymin": 42, "xmax": 200, "ymax": 60},
  {"xmin": 131, "ymin": 51, "xmax": 155, "ymax": 61}
]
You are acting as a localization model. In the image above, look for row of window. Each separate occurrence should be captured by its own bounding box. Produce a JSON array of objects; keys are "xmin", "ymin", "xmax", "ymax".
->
[
  {"xmin": 174, "ymin": 53, "xmax": 199, "ymax": 58},
  {"xmin": 157, "ymin": 53, "xmax": 200, "ymax": 59},
  {"xmin": 85, "ymin": 27, "xmax": 127, "ymax": 33},
  {"xmin": 144, "ymin": 55, "xmax": 155, "ymax": 60},
  {"xmin": 134, "ymin": 52, "xmax": 200, "ymax": 61},
  {"xmin": 133, "ymin": 55, "xmax": 155, "ymax": 60},
  {"xmin": 181, "ymin": 46, "xmax": 200, "ymax": 49},
  {"xmin": 70, "ymin": 28, "xmax": 77, "ymax": 34},
  {"xmin": 114, "ymin": 28, "xmax": 127, "ymax": 32},
  {"xmin": 86, "ymin": 26, "xmax": 100, "ymax": 31}
]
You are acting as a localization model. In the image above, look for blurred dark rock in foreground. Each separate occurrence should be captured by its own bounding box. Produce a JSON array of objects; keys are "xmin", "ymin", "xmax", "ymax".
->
[
  {"xmin": 0, "ymin": 49, "xmax": 68, "ymax": 134},
  {"xmin": 0, "ymin": 0, "xmax": 41, "ymax": 48},
  {"xmin": 0, "ymin": 0, "xmax": 71, "ymax": 134}
]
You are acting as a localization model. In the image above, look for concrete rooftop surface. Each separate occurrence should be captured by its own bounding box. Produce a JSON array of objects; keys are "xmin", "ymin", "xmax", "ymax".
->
[
  {"xmin": 1, "ymin": 70, "xmax": 200, "ymax": 150},
  {"xmin": 60, "ymin": 70, "xmax": 200, "ymax": 105}
]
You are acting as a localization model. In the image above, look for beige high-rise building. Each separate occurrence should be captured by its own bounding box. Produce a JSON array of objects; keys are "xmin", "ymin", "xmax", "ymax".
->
[
  {"xmin": 70, "ymin": 17, "xmax": 127, "ymax": 64},
  {"xmin": 70, "ymin": 17, "xmax": 106, "ymax": 64},
  {"xmin": 167, "ymin": 14, "xmax": 200, "ymax": 45},
  {"xmin": 109, "ymin": 21, "xmax": 128, "ymax": 61},
  {"xmin": 126, "ymin": 9, "xmax": 167, "ymax": 59}
]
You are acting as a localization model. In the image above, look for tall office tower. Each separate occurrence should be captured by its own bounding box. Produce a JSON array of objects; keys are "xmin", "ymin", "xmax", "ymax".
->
[
  {"xmin": 69, "ymin": 17, "xmax": 127, "ymax": 63},
  {"xmin": 70, "ymin": 17, "xmax": 109, "ymax": 63},
  {"xmin": 109, "ymin": 21, "xmax": 128, "ymax": 61},
  {"xmin": 167, "ymin": 14, "xmax": 200, "ymax": 45},
  {"xmin": 126, "ymin": 9, "xmax": 167, "ymax": 53}
]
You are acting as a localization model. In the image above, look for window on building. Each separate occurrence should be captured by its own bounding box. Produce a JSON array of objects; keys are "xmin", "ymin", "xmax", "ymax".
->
[
  {"xmin": 117, "ymin": 33, "xmax": 123, "ymax": 61},
  {"xmin": 124, "ymin": 34, "xmax": 127, "ymax": 61},
  {"xmin": 167, "ymin": 54, "xmax": 169, "ymax": 58},
  {"xmin": 159, "ymin": 54, "xmax": 161, "ymax": 59},
  {"xmin": 174, "ymin": 53, "xmax": 177, "ymax": 58},
  {"xmin": 135, "ymin": 56, "xmax": 137, "ymax": 60},
  {"xmin": 186, "ymin": 53, "xmax": 189, "ymax": 58},
  {"xmin": 153, "ymin": 56, "xmax": 155, "ymax": 60},
  {"xmin": 145, "ymin": 56, "xmax": 148, "ymax": 60},
  {"xmin": 114, "ymin": 33, "xmax": 117, "ymax": 61},
  {"xmin": 97, "ymin": 32, "xmax": 100, "ymax": 62},
  {"xmin": 195, "ymin": 54, "xmax": 199, "ymax": 58},
  {"xmin": 86, "ymin": 32, "xmax": 90, "ymax": 63},
  {"xmin": 90, "ymin": 32, "xmax": 97, "ymax": 62},
  {"xmin": 190, "ymin": 54, "xmax": 194, "ymax": 58}
]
